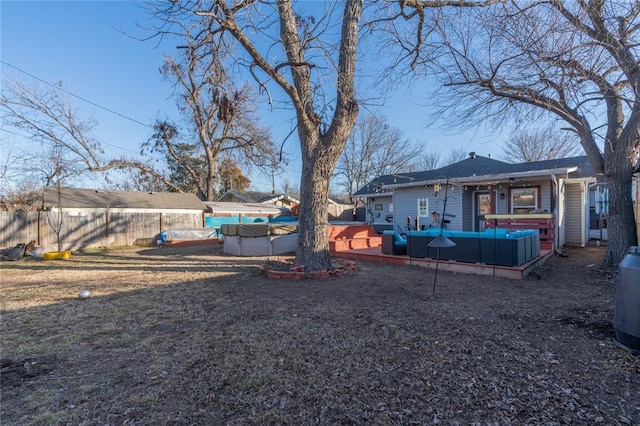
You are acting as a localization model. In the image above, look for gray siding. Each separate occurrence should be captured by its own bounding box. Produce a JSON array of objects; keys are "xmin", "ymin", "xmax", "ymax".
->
[
  {"xmin": 366, "ymin": 195, "xmax": 393, "ymax": 225},
  {"xmin": 393, "ymin": 186, "xmax": 463, "ymax": 232},
  {"xmin": 462, "ymin": 189, "xmax": 473, "ymax": 231},
  {"xmin": 389, "ymin": 179, "xmax": 557, "ymax": 234}
]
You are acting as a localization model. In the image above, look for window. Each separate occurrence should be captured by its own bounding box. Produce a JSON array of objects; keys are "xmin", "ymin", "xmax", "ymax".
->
[
  {"xmin": 417, "ymin": 198, "xmax": 429, "ymax": 217},
  {"xmin": 511, "ymin": 188, "xmax": 538, "ymax": 214}
]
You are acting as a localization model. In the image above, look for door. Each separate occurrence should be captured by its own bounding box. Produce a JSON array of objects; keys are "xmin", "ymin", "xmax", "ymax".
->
[{"xmin": 474, "ymin": 192, "xmax": 492, "ymax": 231}]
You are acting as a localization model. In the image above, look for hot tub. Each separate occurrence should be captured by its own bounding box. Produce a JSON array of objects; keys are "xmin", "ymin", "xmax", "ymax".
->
[{"xmin": 220, "ymin": 223, "xmax": 298, "ymax": 256}]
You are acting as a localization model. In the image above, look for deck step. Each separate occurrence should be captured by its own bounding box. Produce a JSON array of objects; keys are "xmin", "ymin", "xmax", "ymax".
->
[
  {"xmin": 328, "ymin": 225, "xmax": 381, "ymax": 253},
  {"xmin": 330, "ymin": 237, "xmax": 382, "ymax": 252}
]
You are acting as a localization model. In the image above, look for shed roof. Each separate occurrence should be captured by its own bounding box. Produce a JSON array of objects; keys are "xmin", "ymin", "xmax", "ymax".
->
[
  {"xmin": 43, "ymin": 187, "xmax": 206, "ymax": 211},
  {"xmin": 218, "ymin": 190, "xmax": 299, "ymax": 204},
  {"xmin": 203, "ymin": 201, "xmax": 289, "ymax": 214}
]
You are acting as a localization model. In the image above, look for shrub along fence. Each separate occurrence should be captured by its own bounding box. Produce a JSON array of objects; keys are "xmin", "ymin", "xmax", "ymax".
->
[{"xmin": 0, "ymin": 211, "xmax": 204, "ymax": 250}]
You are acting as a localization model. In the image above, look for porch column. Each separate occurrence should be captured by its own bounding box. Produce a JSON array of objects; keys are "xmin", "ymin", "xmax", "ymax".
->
[{"xmin": 489, "ymin": 185, "xmax": 495, "ymax": 214}]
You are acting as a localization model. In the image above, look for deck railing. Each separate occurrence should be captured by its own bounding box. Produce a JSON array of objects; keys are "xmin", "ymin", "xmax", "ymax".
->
[{"xmin": 485, "ymin": 213, "xmax": 554, "ymax": 250}]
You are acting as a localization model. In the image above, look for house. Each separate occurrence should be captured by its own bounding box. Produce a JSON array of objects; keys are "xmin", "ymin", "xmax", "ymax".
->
[
  {"xmin": 354, "ymin": 153, "xmax": 600, "ymax": 250},
  {"xmin": 38, "ymin": 187, "xmax": 207, "ymax": 249},
  {"xmin": 218, "ymin": 190, "xmax": 355, "ymax": 221},
  {"xmin": 43, "ymin": 187, "xmax": 206, "ymax": 213},
  {"xmin": 218, "ymin": 190, "xmax": 300, "ymax": 213}
]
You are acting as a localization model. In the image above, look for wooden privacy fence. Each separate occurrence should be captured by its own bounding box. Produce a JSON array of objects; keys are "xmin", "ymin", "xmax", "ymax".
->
[{"xmin": 0, "ymin": 211, "xmax": 204, "ymax": 250}]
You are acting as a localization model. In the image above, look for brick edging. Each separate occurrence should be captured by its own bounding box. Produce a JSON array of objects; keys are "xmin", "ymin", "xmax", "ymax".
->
[{"xmin": 258, "ymin": 259, "xmax": 357, "ymax": 280}]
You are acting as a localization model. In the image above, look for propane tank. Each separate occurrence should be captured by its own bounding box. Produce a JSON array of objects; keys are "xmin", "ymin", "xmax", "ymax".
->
[{"xmin": 613, "ymin": 246, "xmax": 640, "ymax": 353}]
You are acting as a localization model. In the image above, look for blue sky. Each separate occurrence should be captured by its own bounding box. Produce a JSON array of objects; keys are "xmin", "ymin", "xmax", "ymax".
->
[{"xmin": 1, "ymin": 0, "xmax": 505, "ymax": 193}]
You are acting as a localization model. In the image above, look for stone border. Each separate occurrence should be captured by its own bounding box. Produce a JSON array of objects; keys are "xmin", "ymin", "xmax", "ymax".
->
[{"xmin": 258, "ymin": 259, "xmax": 358, "ymax": 280}]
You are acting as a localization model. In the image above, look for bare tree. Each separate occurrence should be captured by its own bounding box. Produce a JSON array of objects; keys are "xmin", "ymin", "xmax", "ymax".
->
[
  {"xmin": 334, "ymin": 113, "xmax": 421, "ymax": 205},
  {"xmin": 501, "ymin": 126, "xmax": 583, "ymax": 163},
  {"xmin": 417, "ymin": 150, "xmax": 443, "ymax": 171},
  {"xmin": 0, "ymin": 182, "xmax": 42, "ymax": 211},
  {"xmin": 44, "ymin": 145, "xmax": 75, "ymax": 252},
  {"xmin": 407, "ymin": 1, "xmax": 639, "ymax": 263},
  {"xmin": 112, "ymin": 169, "xmax": 169, "ymax": 193},
  {"xmin": 144, "ymin": 38, "xmax": 279, "ymax": 201},
  {"xmin": 0, "ymin": 80, "xmax": 175, "ymax": 190},
  {"xmin": 150, "ymin": 0, "xmax": 499, "ymax": 271},
  {"xmin": 443, "ymin": 146, "xmax": 468, "ymax": 165},
  {"xmin": 1, "ymin": 81, "xmax": 118, "ymax": 178},
  {"xmin": 280, "ymin": 179, "xmax": 299, "ymax": 195}
]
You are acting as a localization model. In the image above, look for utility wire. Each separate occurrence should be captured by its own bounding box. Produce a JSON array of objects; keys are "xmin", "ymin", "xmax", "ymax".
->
[
  {"xmin": 1, "ymin": 115, "xmax": 144, "ymax": 156},
  {"xmin": 2, "ymin": 60, "xmax": 298, "ymax": 185},
  {"xmin": 1, "ymin": 60, "xmax": 154, "ymax": 130}
]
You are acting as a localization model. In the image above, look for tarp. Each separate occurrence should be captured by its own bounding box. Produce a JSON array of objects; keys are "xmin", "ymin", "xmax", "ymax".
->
[
  {"xmin": 165, "ymin": 228, "xmax": 218, "ymax": 241},
  {"xmin": 220, "ymin": 223, "xmax": 298, "ymax": 237}
]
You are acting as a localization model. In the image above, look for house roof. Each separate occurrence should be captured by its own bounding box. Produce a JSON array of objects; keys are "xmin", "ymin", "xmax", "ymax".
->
[
  {"xmin": 283, "ymin": 192, "xmax": 351, "ymax": 206},
  {"xmin": 203, "ymin": 201, "xmax": 289, "ymax": 215},
  {"xmin": 43, "ymin": 187, "xmax": 206, "ymax": 211},
  {"xmin": 353, "ymin": 155, "xmax": 595, "ymax": 197},
  {"xmin": 218, "ymin": 190, "xmax": 300, "ymax": 204}
]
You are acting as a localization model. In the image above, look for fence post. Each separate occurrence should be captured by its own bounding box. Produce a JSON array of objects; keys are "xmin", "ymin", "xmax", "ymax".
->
[{"xmin": 38, "ymin": 211, "xmax": 43, "ymax": 245}]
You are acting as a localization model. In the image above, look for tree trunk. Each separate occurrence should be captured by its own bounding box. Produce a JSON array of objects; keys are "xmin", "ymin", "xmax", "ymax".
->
[
  {"xmin": 295, "ymin": 142, "xmax": 334, "ymax": 272},
  {"xmin": 604, "ymin": 159, "xmax": 638, "ymax": 264}
]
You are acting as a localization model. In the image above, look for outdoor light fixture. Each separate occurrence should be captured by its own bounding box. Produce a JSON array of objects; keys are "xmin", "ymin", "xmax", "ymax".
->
[
  {"xmin": 500, "ymin": 193, "xmax": 505, "ymax": 200},
  {"xmin": 429, "ymin": 234, "xmax": 456, "ymax": 248},
  {"xmin": 433, "ymin": 183, "xmax": 441, "ymax": 196}
]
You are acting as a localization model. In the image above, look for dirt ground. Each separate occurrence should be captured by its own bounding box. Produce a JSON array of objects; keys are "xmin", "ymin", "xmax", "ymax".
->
[{"xmin": 1, "ymin": 243, "xmax": 638, "ymax": 425}]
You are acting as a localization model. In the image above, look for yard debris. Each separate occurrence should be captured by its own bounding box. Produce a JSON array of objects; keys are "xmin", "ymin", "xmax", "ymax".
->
[
  {"xmin": 0, "ymin": 241, "xmax": 36, "ymax": 261},
  {"xmin": 0, "ymin": 243, "xmax": 26, "ymax": 261}
]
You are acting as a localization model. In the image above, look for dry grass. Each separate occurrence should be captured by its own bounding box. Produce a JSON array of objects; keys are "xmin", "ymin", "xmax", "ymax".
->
[{"xmin": 1, "ymin": 244, "xmax": 638, "ymax": 425}]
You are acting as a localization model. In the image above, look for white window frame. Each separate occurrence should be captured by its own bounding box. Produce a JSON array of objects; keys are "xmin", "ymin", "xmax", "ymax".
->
[{"xmin": 417, "ymin": 198, "xmax": 429, "ymax": 217}]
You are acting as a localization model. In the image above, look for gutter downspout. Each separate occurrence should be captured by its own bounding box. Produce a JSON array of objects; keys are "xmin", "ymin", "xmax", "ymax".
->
[{"xmin": 551, "ymin": 174, "xmax": 558, "ymax": 252}]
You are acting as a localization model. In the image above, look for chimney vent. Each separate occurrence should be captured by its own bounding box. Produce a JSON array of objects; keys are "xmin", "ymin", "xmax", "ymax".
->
[{"xmin": 469, "ymin": 152, "xmax": 477, "ymax": 159}]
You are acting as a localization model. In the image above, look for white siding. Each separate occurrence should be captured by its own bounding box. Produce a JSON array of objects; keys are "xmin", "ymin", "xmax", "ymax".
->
[
  {"xmin": 558, "ymin": 180, "xmax": 566, "ymax": 247},
  {"xmin": 565, "ymin": 183, "xmax": 584, "ymax": 246}
]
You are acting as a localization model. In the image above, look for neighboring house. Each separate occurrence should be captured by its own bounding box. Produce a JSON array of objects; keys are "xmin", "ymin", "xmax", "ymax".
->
[
  {"xmin": 35, "ymin": 187, "xmax": 206, "ymax": 249},
  {"xmin": 44, "ymin": 187, "xmax": 206, "ymax": 213},
  {"xmin": 218, "ymin": 190, "xmax": 355, "ymax": 221},
  {"xmin": 326, "ymin": 195, "xmax": 356, "ymax": 222},
  {"xmin": 354, "ymin": 153, "xmax": 601, "ymax": 250},
  {"xmin": 218, "ymin": 190, "xmax": 300, "ymax": 214}
]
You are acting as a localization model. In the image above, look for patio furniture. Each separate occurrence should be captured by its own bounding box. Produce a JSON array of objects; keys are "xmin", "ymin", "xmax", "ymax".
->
[
  {"xmin": 382, "ymin": 231, "xmax": 407, "ymax": 255},
  {"xmin": 405, "ymin": 228, "xmax": 539, "ymax": 266}
]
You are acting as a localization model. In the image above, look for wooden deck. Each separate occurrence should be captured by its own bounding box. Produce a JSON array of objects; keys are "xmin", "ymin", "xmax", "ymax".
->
[
  {"xmin": 331, "ymin": 246, "xmax": 553, "ymax": 280},
  {"xmin": 327, "ymin": 224, "xmax": 552, "ymax": 280}
]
